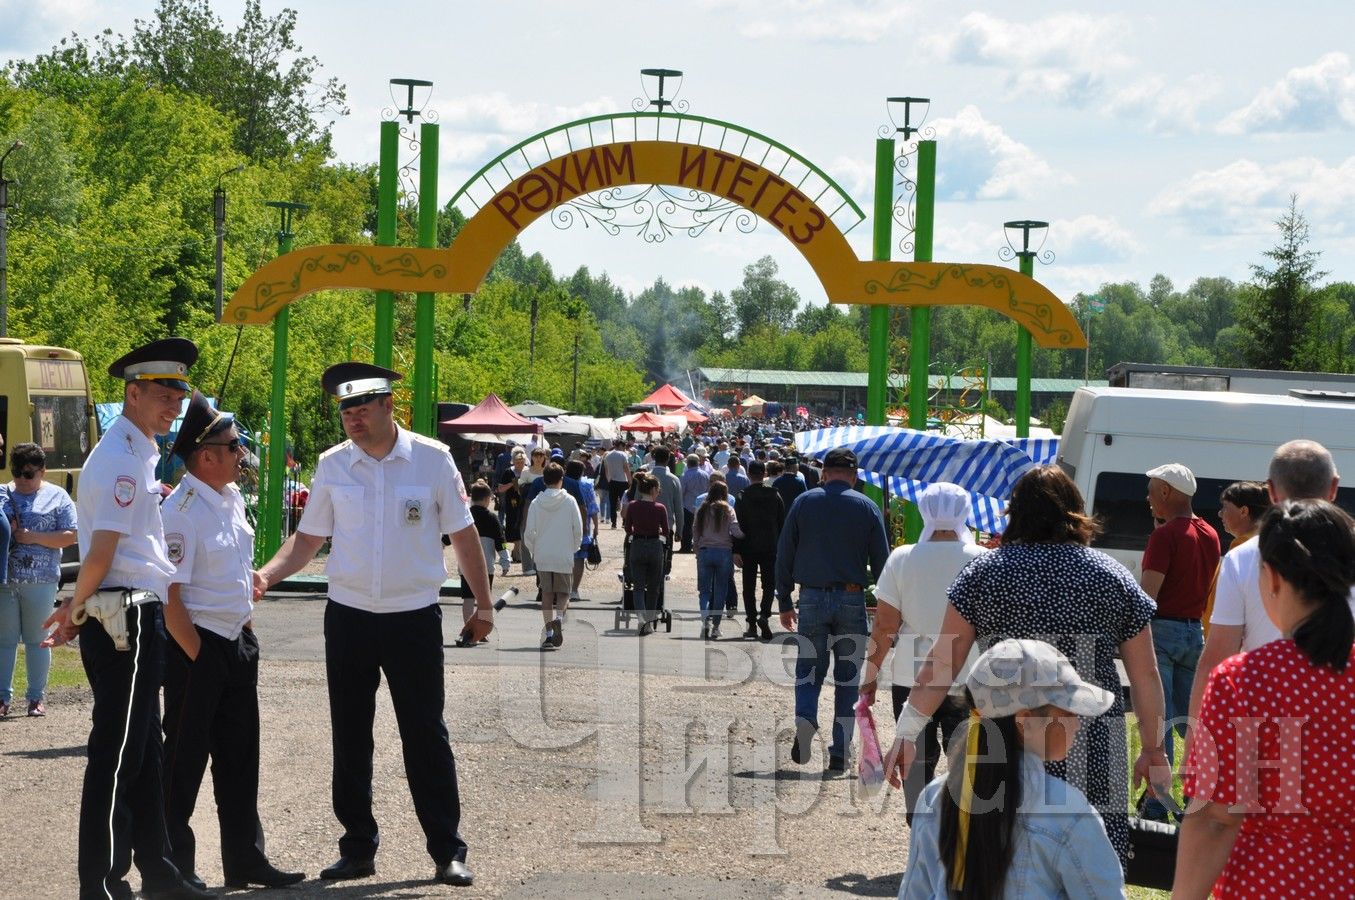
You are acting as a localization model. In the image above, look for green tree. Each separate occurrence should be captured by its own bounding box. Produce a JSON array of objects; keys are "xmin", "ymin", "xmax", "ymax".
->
[
  {"xmin": 1237, "ymin": 196, "xmax": 1328, "ymax": 370},
  {"xmin": 730, "ymin": 255, "xmax": 800, "ymax": 336}
]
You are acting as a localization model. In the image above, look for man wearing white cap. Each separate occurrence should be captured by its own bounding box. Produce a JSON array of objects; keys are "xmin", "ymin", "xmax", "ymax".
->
[{"xmin": 1140, "ymin": 462, "xmax": 1219, "ymax": 821}]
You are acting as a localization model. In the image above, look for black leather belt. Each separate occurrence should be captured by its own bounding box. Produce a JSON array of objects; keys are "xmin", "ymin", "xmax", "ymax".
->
[
  {"xmin": 1153, "ymin": 615, "xmax": 1201, "ymax": 624},
  {"xmin": 806, "ymin": 582, "xmax": 864, "ymax": 592},
  {"xmin": 633, "ymin": 535, "xmax": 662, "ymax": 540}
]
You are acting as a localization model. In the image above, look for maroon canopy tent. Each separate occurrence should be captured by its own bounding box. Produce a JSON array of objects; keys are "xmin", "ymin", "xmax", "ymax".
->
[{"xmin": 439, "ymin": 393, "xmax": 543, "ymax": 436}]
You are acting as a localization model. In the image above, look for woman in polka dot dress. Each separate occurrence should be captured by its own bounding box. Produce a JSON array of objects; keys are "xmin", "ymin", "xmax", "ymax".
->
[
  {"xmin": 885, "ymin": 466, "xmax": 1168, "ymax": 870},
  {"xmin": 1175, "ymin": 499, "xmax": 1355, "ymax": 898}
]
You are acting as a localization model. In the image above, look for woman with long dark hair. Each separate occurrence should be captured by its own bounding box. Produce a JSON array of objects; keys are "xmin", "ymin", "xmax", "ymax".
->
[
  {"xmin": 693, "ymin": 481, "xmax": 742, "ymax": 640},
  {"xmin": 899, "ymin": 638, "xmax": 1124, "ymax": 898},
  {"xmin": 885, "ymin": 465, "xmax": 1166, "ymax": 867},
  {"xmin": 1175, "ymin": 499, "xmax": 1355, "ymax": 898}
]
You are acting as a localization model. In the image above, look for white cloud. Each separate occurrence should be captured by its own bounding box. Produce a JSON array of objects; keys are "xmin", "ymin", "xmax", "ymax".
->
[
  {"xmin": 1219, "ymin": 52, "xmax": 1355, "ymax": 133},
  {"xmin": 1106, "ymin": 74, "xmax": 1221, "ymax": 134},
  {"xmin": 1054, "ymin": 215, "xmax": 1142, "ymax": 264},
  {"xmin": 438, "ymin": 92, "xmax": 617, "ymax": 136},
  {"xmin": 0, "ymin": 0, "xmax": 99, "ymax": 53},
  {"xmin": 1149, "ymin": 156, "xmax": 1355, "ymax": 235},
  {"xmin": 928, "ymin": 12, "xmax": 1131, "ymax": 105},
  {"xmin": 929, "ymin": 106, "xmax": 1068, "ymax": 201}
]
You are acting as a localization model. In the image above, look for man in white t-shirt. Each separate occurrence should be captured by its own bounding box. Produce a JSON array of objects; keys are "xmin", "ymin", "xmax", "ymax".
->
[
  {"xmin": 1186, "ymin": 440, "xmax": 1341, "ymax": 731},
  {"xmin": 860, "ymin": 482, "xmax": 987, "ymax": 823}
]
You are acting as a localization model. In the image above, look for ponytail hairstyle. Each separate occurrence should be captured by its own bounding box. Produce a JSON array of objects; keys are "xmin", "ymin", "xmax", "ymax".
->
[
  {"xmin": 937, "ymin": 690, "xmax": 1023, "ymax": 900},
  {"xmin": 696, "ymin": 481, "xmax": 730, "ymax": 535},
  {"xmin": 1257, "ymin": 499, "xmax": 1355, "ymax": 672},
  {"xmin": 633, "ymin": 471, "xmax": 658, "ymax": 498}
]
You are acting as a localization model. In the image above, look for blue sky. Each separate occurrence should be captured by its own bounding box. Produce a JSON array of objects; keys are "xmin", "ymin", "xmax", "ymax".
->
[{"xmin": 5, "ymin": 0, "xmax": 1354, "ymax": 307}]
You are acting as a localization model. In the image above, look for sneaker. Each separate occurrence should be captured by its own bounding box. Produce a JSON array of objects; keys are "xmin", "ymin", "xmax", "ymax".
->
[
  {"xmin": 826, "ymin": 755, "xmax": 849, "ymax": 775},
  {"xmin": 550, "ymin": 619, "xmax": 564, "ymax": 648},
  {"xmin": 500, "ymin": 565, "xmax": 511, "ymax": 577},
  {"xmin": 709, "ymin": 622, "xmax": 721, "ymax": 640},
  {"xmin": 0, "ymin": 700, "xmax": 8, "ymax": 718},
  {"xmin": 700, "ymin": 621, "xmax": 710, "ymax": 641},
  {"xmin": 540, "ymin": 625, "xmax": 555, "ymax": 650},
  {"xmin": 742, "ymin": 624, "xmax": 759, "ymax": 640},
  {"xmin": 638, "ymin": 622, "xmax": 653, "ymax": 637},
  {"xmin": 522, "ymin": 568, "xmax": 537, "ymax": 577},
  {"xmin": 569, "ymin": 590, "xmax": 579, "ymax": 602}
]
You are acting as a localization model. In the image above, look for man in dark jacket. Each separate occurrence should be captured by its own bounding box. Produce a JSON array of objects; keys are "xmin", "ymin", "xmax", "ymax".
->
[{"xmin": 732, "ymin": 460, "xmax": 784, "ymax": 641}]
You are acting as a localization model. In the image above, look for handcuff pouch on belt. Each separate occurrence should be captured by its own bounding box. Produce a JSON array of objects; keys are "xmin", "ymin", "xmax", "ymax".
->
[{"xmin": 71, "ymin": 590, "xmax": 159, "ymax": 651}]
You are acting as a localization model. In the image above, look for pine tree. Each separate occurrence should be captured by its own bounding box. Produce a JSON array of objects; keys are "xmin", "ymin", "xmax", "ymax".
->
[{"xmin": 1238, "ymin": 196, "xmax": 1328, "ymax": 370}]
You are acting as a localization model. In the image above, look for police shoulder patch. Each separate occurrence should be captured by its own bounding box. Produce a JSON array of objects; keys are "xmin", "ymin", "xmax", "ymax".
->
[
  {"xmin": 166, "ymin": 532, "xmax": 185, "ymax": 564},
  {"xmin": 114, "ymin": 475, "xmax": 137, "ymax": 508}
]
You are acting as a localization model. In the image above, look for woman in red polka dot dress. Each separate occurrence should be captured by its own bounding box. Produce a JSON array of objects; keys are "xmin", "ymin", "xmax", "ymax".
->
[{"xmin": 1176, "ymin": 499, "xmax": 1355, "ymax": 898}]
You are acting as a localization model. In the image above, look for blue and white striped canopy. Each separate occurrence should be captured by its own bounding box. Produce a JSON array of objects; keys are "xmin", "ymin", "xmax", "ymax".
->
[{"xmin": 796, "ymin": 426, "xmax": 1060, "ymax": 533}]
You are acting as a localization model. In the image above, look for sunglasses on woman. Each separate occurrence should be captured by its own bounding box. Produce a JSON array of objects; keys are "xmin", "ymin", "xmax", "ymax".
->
[{"xmin": 13, "ymin": 468, "xmax": 41, "ymax": 479}]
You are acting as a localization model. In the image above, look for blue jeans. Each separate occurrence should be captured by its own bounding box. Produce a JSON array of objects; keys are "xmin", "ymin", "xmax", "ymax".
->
[
  {"xmin": 695, "ymin": 548, "xmax": 732, "ymax": 621},
  {"xmin": 0, "ymin": 581, "xmax": 56, "ymax": 704},
  {"xmin": 1146, "ymin": 617, "xmax": 1203, "ymax": 819},
  {"xmin": 793, "ymin": 587, "xmax": 868, "ymax": 760}
]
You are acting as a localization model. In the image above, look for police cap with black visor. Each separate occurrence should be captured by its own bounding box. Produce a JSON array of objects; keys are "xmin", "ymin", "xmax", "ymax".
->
[
  {"xmin": 171, "ymin": 391, "xmax": 235, "ymax": 461},
  {"xmin": 322, "ymin": 362, "xmax": 402, "ymax": 409},
  {"xmin": 108, "ymin": 336, "xmax": 198, "ymax": 391}
]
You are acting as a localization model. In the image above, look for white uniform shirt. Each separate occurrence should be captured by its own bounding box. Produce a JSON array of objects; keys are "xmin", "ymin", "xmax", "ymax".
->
[
  {"xmin": 297, "ymin": 427, "xmax": 474, "ymax": 613},
  {"xmin": 873, "ymin": 541, "xmax": 988, "ymax": 688},
  {"xmin": 77, "ymin": 414, "xmax": 175, "ymax": 600},
  {"xmin": 1212, "ymin": 535, "xmax": 1355, "ymax": 652},
  {"xmin": 162, "ymin": 472, "xmax": 254, "ymax": 640}
]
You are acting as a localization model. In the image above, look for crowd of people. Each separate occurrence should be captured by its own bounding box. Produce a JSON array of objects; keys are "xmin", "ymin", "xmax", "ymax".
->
[{"xmin": 15, "ymin": 345, "xmax": 1355, "ymax": 899}]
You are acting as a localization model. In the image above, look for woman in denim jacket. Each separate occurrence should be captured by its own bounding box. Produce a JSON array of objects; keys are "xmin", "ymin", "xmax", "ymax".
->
[{"xmin": 898, "ymin": 639, "xmax": 1125, "ymax": 899}]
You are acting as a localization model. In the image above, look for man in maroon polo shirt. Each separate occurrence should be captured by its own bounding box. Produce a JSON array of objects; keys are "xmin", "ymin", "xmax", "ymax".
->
[{"xmin": 1140, "ymin": 462, "xmax": 1220, "ymax": 821}]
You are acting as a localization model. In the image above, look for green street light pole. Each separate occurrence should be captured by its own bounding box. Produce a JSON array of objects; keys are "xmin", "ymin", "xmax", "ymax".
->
[
  {"xmin": 1002, "ymin": 220, "xmax": 1050, "ymax": 439},
  {"xmin": 262, "ymin": 200, "xmax": 308, "ymax": 562},
  {"xmin": 413, "ymin": 120, "xmax": 439, "ymax": 435},
  {"xmin": 373, "ymin": 120, "xmax": 399, "ymax": 369}
]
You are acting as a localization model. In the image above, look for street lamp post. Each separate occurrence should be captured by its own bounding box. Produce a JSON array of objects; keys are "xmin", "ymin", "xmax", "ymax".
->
[
  {"xmin": 1001, "ymin": 220, "xmax": 1052, "ymax": 438},
  {"xmin": 213, "ymin": 164, "xmax": 244, "ymax": 322},
  {"xmin": 0, "ymin": 140, "xmax": 25, "ymax": 338}
]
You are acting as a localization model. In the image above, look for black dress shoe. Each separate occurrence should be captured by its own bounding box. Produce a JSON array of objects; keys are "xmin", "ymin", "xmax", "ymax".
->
[
  {"xmin": 224, "ymin": 863, "xmax": 306, "ymax": 888},
  {"xmin": 435, "ymin": 859, "xmax": 474, "ymax": 886},
  {"xmin": 142, "ymin": 879, "xmax": 217, "ymax": 899},
  {"xmin": 826, "ymin": 755, "xmax": 850, "ymax": 773},
  {"xmin": 183, "ymin": 873, "xmax": 208, "ymax": 892},
  {"xmin": 791, "ymin": 718, "xmax": 816, "ymax": 764},
  {"xmin": 319, "ymin": 857, "xmax": 375, "ymax": 880}
]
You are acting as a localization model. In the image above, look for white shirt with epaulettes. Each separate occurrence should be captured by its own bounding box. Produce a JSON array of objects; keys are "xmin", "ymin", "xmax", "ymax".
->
[
  {"xmin": 76, "ymin": 414, "xmax": 175, "ymax": 601},
  {"xmin": 162, "ymin": 471, "xmax": 255, "ymax": 640}
]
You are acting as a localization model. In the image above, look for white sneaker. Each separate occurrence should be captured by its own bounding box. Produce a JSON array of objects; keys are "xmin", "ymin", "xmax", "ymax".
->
[{"xmin": 569, "ymin": 590, "xmax": 580, "ymax": 602}]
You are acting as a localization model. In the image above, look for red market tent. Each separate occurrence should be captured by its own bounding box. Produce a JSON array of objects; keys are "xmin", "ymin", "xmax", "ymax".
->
[
  {"xmin": 615, "ymin": 411, "xmax": 677, "ymax": 433},
  {"xmin": 677, "ymin": 407, "xmax": 707, "ymax": 424},
  {"xmin": 640, "ymin": 383, "xmax": 695, "ymax": 409},
  {"xmin": 440, "ymin": 393, "xmax": 543, "ymax": 435}
]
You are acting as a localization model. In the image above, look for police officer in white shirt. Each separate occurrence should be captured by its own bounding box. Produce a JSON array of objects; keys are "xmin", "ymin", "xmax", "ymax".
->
[
  {"xmin": 160, "ymin": 393, "xmax": 304, "ymax": 891},
  {"xmin": 43, "ymin": 338, "xmax": 214, "ymax": 900},
  {"xmin": 256, "ymin": 363, "xmax": 493, "ymax": 889}
]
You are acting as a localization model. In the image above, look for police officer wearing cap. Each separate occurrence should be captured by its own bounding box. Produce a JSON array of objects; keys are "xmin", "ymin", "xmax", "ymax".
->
[
  {"xmin": 160, "ymin": 393, "xmax": 305, "ymax": 891},
  {"xmin": 43, "ymin": 338, "xmax": 215, "ymax": 900},
  {"xmin": 256, "ymin": 362, "xmax": 493, "ymax": 888}
]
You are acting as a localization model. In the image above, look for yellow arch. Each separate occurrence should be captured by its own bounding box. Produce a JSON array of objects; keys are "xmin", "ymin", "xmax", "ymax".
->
[{"xmin": 225, "ymin": 140, "xmax": 1085, "ymax": 349}]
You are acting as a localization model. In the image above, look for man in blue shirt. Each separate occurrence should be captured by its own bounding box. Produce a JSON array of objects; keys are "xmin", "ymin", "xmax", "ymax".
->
[{"xmin": 775, "ymin": 447, "xmax": 889, "ymax": 773}]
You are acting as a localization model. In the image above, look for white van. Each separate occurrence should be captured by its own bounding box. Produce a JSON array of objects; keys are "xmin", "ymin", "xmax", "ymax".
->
[{"xmin": 1057, "ymin": 386, "xmax": 1355, "ymax": 575}]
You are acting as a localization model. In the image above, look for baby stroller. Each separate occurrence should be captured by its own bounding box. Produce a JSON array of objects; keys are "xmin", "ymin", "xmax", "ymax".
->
[{"xmin": 614, "ymin": 532, "xmax": 674, "ymax": 632}]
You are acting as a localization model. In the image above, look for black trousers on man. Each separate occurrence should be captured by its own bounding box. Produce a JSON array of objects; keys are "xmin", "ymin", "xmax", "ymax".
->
[
  {"xmin": 78, "ymin": 602, "xmax": 183, "ymax": 900},
  {"xmin": 162, "ymin": 625, "xmax": 268, "ymax": 881},
  {"xmin": 324, "ymin": 600, "xmax": 467, "ymax": 867},
  {"xmin": 740, "ymin": 552, "xmax": 775, "ymax": 625},
  {"xmin": 606, "ymin": 480, "xmax": 628, "ymax": 526},
  {"xmin": 892, "ymin": 685, "xmax": 967, "ymax": 826}
]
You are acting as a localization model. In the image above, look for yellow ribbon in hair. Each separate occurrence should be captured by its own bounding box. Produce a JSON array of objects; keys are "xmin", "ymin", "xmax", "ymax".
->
[{"xmin": 949, "ymin": 708, "xmax": 983, "ymax": 891}]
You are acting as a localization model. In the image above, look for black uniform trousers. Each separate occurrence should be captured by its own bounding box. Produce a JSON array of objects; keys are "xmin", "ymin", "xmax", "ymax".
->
[
  {"xmin": 324, "ymin": 599, "xmax": 467, "ymax": 866},
  {"xmin": 740, "ymin": 551, "xmax": 776, "ymax": 625},
  {"xmin": 162, "ymin": 625, "xmax": 267, "ymax": 880},
  {"xmin": 78, "ymin": 602, "xmax": 182, "ymax": 900}
]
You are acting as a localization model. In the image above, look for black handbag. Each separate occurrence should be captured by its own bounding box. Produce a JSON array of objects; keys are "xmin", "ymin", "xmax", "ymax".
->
[
  {"xmin": 585, "ymin": 541, "xmax": 602, "ymax": 567},
  {"xmin": 1125, "ymin": 791, "xmax": 1179, "ymax": 890}
]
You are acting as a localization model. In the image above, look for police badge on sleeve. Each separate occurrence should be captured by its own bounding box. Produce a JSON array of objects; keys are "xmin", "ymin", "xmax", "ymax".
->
[
  {"xmin": 114, "ymin": 475, "xmax": 137, "ymax": 508},
  {"xmin": 403, "ymin": 496, "xmax": 423, "ymax": 525},
  {"xmin": 166, "ymin": 533, "xmax": 185, "ymax": 564}
]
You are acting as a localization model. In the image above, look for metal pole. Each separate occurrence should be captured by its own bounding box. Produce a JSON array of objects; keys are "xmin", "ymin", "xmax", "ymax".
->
[
  {"xmin": 1016, "ymin": 253, "xmax": 1034, "ymax": 438},
  {"xmin": 213, "ymin": 186, "xmax": 225, "ymax": 322},
  {"xmin": 413, "ymin": 121, "xmax": 438, "ymax": 436},
  {"xmin": 374, "ymin": 120, "xmax": 399, "ymax": 368},
  {"xmin": 262, "ymin": 201, "xmax": 307, "ymax": 561},
  {"xmin": 904, "ymin": 140, "xmax": 937, "ymax": 542},
  {"xmin": 866, "ymin": 137, "xmax": 893, "ymax": 429}
]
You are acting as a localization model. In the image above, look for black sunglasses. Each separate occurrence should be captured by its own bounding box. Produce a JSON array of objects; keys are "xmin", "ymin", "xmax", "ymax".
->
[
  {"xmin": 13, "ymin": 468, "xmax": 41, "ymax": 479},
  {"xmin": 201, "ymin": 439, "xmax": 243, "ymax": 452}
]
